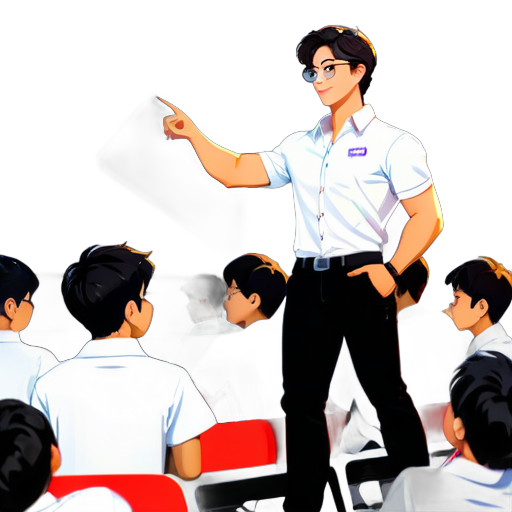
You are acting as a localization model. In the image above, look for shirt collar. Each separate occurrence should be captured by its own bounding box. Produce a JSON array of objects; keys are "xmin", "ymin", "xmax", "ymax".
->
[
  {"xmin": 75, "ymin": 337, "xmax": 148, "ymax": 359},
  {"xmin": 467, "ymin": 323, "xmax": 510, "ymax": 357},
  {"xmin": 0, "ymin": 330, "xmax": 21, "ymax": 342},
  {"xmin": 314, "ymin": 104, "xmax": 376, "ymax": 143},
  {"xmin": 445, "ymin": 457, "xmax": 506, "ymax": 485},
  {"xmin": 25, "ymin": 492, "xmax": 57, "ymax": 512}
]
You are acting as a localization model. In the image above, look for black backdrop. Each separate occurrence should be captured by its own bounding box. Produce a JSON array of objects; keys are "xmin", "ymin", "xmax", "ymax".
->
[{"xmin": 0, "ymin": 9, "xmax": 512, "ymax": 359}]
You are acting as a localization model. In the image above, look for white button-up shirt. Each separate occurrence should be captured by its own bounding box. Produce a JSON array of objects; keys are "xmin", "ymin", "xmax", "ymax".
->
[
  {"xmin": 32, "ymin": 338, "xmax": 216, "ymax": 475},
  {"xmin": 0, "ymin": 330, "xmax": 58, "ymax": 403},
  {"xmin": 26, "ymin": 490, "xmax": 131, "ymax": 512},
  {"xmin": 467, "ymin": 323, "xmax": 512, "ymax": 359},
  {"xmin": 259, "ymin": 105, "xmax": 432, "ymax": 257},
  {"xmin": 381, "ymin": 457, "xmax": 512, "ymax": 511}
]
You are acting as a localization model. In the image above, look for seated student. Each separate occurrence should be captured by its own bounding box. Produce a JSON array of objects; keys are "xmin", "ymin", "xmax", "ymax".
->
[
  {"xmin": 187, "ymin": 254, "xmax": 288, "ymax": 422},
  {"xmin": 223, "ymin": 253, "xmax": 288, "ymax": 329},
  {"xmin": 382, "ymin": 351, "xmax": 512, "ymax": 511},
  {"xmin": 0, "ymin": 255, "xmax": 58, "ymax": 403},
  {"xmin": 445, "ymin": 256, "xmax": 512, "ymax": 359},
  {"xmin": 31, "ymin": 244, "xmax": 216, "ymax": 477},
  {"xmin": 0, "ymin": 399, "xmax": 131, "ymax": 512}
]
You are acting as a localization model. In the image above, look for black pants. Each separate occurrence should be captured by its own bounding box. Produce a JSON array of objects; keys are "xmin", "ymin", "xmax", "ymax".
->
[{"xmin": 282, "ymin": 255, "xmax": 429, "ymax": 512}]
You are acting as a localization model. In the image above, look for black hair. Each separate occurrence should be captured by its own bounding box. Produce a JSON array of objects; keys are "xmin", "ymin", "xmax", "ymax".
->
[
  {"xmin": 62, "ymin": 244, "xmax": 155, "ymax": 339},
  {"xmin": 184, "ymin": 274, "xmax": 227, "ymax": 309},
  {"xmin": 396, "ymin": 258, "xmax": 429, "ymax": 303},
  {"xmin": 445, "ymin": 258, "xmax": 512, "ymax": 324},
  {"xmin": 0, "ymin": 255, "xmax": 39, "ymax": 318},
  {"xmin": 0, "ymin": 399, "xmax": 57, "ymax": 512},
  {"xmin": 223, "ymin": 254, "xmax": 287, "ymax": 319},
  {"xmin": 450, "ymin": 351, "xmax": 512, "ymax": 469},
  {"xmin": 297, "ymin": 26, "xmax": 377, "ymax": 96}
]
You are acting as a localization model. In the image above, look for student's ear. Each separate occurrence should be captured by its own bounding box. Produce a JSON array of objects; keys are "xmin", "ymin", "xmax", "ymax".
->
[
  {"xmin": 3, "ymin": 298, "xmax": 17, "ymax": 321},
  {"xmin": 124, "ymin": 300, "xmax": 139, "ymax": 321},
  {"xmin": 474, "ymin": 299, "xmax": 489, "ymax": 319},
  {"xmin": 453, "ymin": 417, "xmax": 466, "ymax": 442},
  {"xmin": 248, "ymin": 293, "xmax": 262, "ymax": 310},
  {"xmin": 50, "ymin": 444, "xmax": 62, "ymax": 475}
]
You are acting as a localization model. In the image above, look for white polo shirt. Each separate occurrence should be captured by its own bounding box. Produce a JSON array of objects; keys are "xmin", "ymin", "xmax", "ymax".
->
[
  {"xmin": 259, "ymin": 105, "xmax": 432, "ymax": 257},
  {"xmin": 0, "ymin": 330, "xmax": 58, "ymax": 403},
  {"xmin": 381, "ymin": 457, "xmax": 512, "ymax": 511},
  {"xmin": 26, "ymin": 489, "xmax": 131, "ymax": 512},
  {"xmin": 467, "ymin": 323, "xmax": 512, "ymax": 359},
  {"xmin": 31, "ymin": 338, "xmax": 216, "ymax": 475}
]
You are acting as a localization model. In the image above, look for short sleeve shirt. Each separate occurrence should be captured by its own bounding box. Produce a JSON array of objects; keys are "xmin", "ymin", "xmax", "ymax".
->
[
  {"xmin": 26, "ymin": 489, "xmax": 131, "ymax": 512},
  {"xmin": 259, "ymin": 105, "xmax": 432, "ymax": 257},
  {"xmin": 31, "ymin": 338, "xmax": 216, "ymax": 475},
  {"xmin": 381, "ymin": 457, "xmax": 512, "ymax": 511},
  {"xmin": 467, "ymin": 323, "xmax": 512, "ymax": 360},
  {"xmin": 0, "ymin": 330, "xmax": 58, "ymax": 403}
]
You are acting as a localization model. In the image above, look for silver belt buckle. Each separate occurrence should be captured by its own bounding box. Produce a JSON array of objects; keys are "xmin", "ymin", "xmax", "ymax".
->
[{"xmin": 313, "ymin": 256, "xmax": 330, "ymax": 271}]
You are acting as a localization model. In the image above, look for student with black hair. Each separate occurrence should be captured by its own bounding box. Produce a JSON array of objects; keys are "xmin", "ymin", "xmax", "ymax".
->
[
  {"xmin": 223, "ymin": 254, "xmax": 288, "ymax": 329},
  {"xmin": 445, "ymin": 256, "xmax": 512, "ymax": 359},
  {"xmin": 382, "ymin": 351, "xmax": 512, "ymax": 511},
  {"xmin": 0, "ymin": 255, "xmax": 58, "ymax": 403},
  {"xmin": 158, "ymin": 25, "xmax": 442, "ymax": 510},
  {"xmin": 0, "ymin": 399, "xmax": 130, "ymax": 512},
  {"xmin": 31, "ymin": 244, "xmax": 216, "ymax": 478},
  {"xmin": 178, "ymin": 254, "xmax": 288, "ymax": 423}
]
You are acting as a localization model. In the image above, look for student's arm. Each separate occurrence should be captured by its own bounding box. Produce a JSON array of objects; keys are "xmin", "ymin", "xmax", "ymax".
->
[
  {"xmin": 158, "ymin": 98, "xmax": 269, "ymax": 188},
  {"xmin": 166, "ymin": 436, "xmax": 202, "ymax": 480},
  {"xmin": 348, "ymin": 185, "xmax": 443, "ymax": 296}
]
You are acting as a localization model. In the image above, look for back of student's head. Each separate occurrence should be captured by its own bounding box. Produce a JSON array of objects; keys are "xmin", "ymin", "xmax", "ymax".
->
[
  {"xmin": 223, "ymin": 254, "xmax": 288, "ymax": 319},
  {"xmin": 396, "ymin": 257, "xmax": 429, "ymax": 303},
  {"xmin": 0, "ymin": 255, "xmax": 39, "ymax": 317},
  {"xmin": 62, "ymin": 244, "xmax": 154, "ymax": 339},
  {"xmin": 450, "ymin": 351, "xmax": 512, "ymax": 470},
  {"xmin": 0, "ymin": 399, "xmax": 57, "ymax": 512},
  {"xmin": 445, "ymin": 256, "xmax": 512, "ymax": 324},
  {"xmin": 183, "ymin": 274, "xmax": 227, "ymax": 309}
]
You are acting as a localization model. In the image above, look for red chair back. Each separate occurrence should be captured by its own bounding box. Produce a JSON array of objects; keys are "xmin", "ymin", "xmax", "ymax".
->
[
  {"xmin": 200, "ymin": 420, "xmax": 276, "ymax": 473},
  {"xmin": 418, "ymin": 402, "xmax": 450, "ymax": 444},
  {"xmin": 48, "ymin": 474, "xmax": 187, "ymax": 512}
]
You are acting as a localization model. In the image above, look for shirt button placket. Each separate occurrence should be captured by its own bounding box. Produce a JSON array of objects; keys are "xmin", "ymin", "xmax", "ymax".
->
[{"xmin": 318, "ymin": 143, "xmax": 331, "ymax": 250}]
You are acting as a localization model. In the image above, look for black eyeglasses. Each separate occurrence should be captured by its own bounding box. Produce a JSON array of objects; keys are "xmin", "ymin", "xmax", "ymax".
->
[
  {"xmin": 227, "ymin": 286, "xmax": 242, "ymax": 301},
  {"xmin": 302, "ymin": 62, "xmax": 351, "ymax": 83}
]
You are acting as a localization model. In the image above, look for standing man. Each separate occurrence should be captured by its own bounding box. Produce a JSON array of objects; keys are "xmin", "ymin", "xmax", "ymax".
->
[{"xmin": 159, "ymin": 26, "xmax": 442, "ymax": 511}]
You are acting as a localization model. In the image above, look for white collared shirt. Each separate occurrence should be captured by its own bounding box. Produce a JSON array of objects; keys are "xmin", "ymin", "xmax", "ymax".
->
[
  {"xmin": 467, "ymin": 323, "xmax": 512, "ymax": 359},
  {"xmin": 31, "ymin": 338, "xmax": 216, "ymax": 475},
  {"xmin": 381, "ymin": 457, "xmax": 512, "ymax": 511},
  {"xmin": 0, "ymin": 330, "xmax": 58, "ymax": 403},
  {"xmin": 259, "ymin": 105, "xmax": 432, "ymax": 257},
  {"xmin": 26, "ymin": 490, "xmax": 131, "ymax": 512}
]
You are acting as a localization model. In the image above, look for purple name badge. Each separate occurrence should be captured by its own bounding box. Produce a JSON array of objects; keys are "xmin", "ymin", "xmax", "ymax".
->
[{"xmin": 348, "ymin": 147, "xmax": 367, "ymax": 157}]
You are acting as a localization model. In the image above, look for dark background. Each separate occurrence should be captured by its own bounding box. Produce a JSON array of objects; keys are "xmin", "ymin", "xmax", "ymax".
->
[{"xmin": 0, "ymin": 4, "xmax": 512, "ymax": 360}]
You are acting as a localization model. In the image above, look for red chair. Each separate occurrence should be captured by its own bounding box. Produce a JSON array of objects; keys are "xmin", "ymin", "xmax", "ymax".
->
[
  {"xmin": 200, "ymin": 417, "xmax": 286, "ymax": 473},
  {"xmin": 419, "ymin": 402, "xmax": 450, "ymax": 445},
  {"xmin": 48, "ymin": 474, "xmax": 187, "ymax": 512}
]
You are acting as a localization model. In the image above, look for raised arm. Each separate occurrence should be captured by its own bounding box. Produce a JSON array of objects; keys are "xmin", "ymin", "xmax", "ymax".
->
[{"xmin": 158, "ymin": 97, "xmax": 269, "ymax": 188}]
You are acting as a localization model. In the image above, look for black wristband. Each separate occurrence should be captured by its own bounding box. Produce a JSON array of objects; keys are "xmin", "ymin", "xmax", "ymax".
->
[{"xmin": 384, "ymin": 262, "xmax": 403, "ymax": 287}]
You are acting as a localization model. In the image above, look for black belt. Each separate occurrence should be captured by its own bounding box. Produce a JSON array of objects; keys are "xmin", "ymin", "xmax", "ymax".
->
[{"xmin": 297, "ymin": 251, "xmax": 382, "ymax": 270}]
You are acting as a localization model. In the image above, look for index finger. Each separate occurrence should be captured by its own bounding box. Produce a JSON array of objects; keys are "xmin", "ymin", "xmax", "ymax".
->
[
  {"xmin": 347, "ymin": 266, "xmax": 366, "ymax": 277},
  {"xmin": 156, "ymin": 97, "xmax": 184, "ymax": 116}
]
